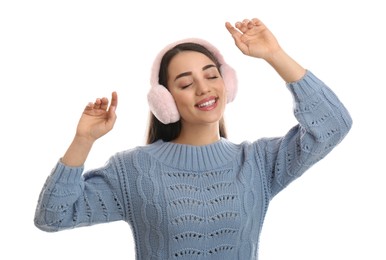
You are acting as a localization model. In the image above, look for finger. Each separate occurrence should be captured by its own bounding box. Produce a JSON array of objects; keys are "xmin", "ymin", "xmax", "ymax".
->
[
  {"xmin": 225, "ymin": 21, "xmax": 248, "ymax": 54},
  {"xmin": 107, "ymin": 91, "xmax": 118, "ymax": 119},
  {"xmin": 100, "ymin": 97, "xmax": 109, "ymax": 110},
  {"xmin": 110, "ymin": 91, "xmax": 118, "ymax": 108},
  {"xmin": 93, "ymin": 98, "xmax": 102, "ymax": 109},
  {"xmin": 247, "ymin": 20, "xmax": 255, "ymax": 29},
  {"xmin": 107, "ymin": 101, "xmax": 117, "ymax": 128},
  {"xmin": 236, "ymin": 19, "xmax": 250, "ymax": 33},
  {"xmin": 235, "ymin": 21, "xmax": 243, "ymax": 30},
  {"xmin": 225, "ymin": 22, "xmax": 242, "ymax": 38},
  {"xmin": 85, "ymin": 102, "xmax": 94, "ymax": 110},
  {"xmin": 251, "ymin": 18, "xmax": 262, "ymax": 26}
]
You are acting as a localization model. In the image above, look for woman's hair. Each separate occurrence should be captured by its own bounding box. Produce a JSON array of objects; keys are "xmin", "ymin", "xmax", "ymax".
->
[{"xmin": 146, "ymin": 42, "xmax": 228, "ymax": 144}]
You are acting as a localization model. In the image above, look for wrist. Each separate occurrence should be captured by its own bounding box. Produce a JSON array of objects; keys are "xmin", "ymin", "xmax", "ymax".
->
[
  {"xmin": 264, "ymin": 48, "xmax": 306, "ymax": 83},
  {"xmin": 264, "ymin": 48, "xmax": 286, "ymax": 66},
  {"xmin": 73, "ymin": 133, "xmax": 96, "ymax": 146},
  {"xmin": 61, "ymin": 136, "xmax": 94, "ymax": 167}
]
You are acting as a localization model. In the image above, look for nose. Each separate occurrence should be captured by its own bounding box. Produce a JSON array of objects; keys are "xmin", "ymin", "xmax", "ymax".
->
[{"xmin": 195, "ymin": 79, "xmax": 210, "ymax": 96}]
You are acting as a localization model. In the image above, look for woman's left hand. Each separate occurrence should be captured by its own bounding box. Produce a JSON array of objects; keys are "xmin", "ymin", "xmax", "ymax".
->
[{"xmin": 225, "ymin": 18, "xmax": 281, "ymax": 61}]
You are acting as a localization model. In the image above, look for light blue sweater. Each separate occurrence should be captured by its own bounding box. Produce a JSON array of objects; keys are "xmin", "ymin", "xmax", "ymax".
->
[{"xmin": 34, "ymin": 71, "xmax": 352, "ymax": 259}]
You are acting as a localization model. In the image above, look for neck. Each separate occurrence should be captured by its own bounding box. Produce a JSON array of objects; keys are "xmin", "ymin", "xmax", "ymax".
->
[{"xmin": 172, "ymin": 122, "xmax": 220, "ymax": 146}]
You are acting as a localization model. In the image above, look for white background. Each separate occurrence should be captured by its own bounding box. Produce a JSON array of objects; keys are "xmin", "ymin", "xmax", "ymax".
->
[{"xmin": 1, "ymin": 0, "xmax": 385, "ymax": 259}]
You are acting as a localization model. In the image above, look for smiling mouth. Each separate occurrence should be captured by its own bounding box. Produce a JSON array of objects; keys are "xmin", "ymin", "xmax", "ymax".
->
[{"xmin": 197, "ymin": 98, "xmax": 217, "ymax": 108}]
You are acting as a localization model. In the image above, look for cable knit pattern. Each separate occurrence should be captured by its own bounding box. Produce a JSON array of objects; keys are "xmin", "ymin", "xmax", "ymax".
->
[{"xmin": 34, "ymin": 70, "xmax": 352, "ymax": 259}]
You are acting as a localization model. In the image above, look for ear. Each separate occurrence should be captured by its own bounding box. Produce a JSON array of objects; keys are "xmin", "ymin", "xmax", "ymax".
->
[{"xmin": 147, "ymin": 84, "xmax": 180, "ymax": 124}]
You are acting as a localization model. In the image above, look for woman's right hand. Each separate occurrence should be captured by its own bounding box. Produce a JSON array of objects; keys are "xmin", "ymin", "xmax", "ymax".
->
[
  {"xmin": 61, "ymin": 91, "xmax": 118, "ymax": 167},
  {"xmin": 76, "ymin": 91, "xmax": 118, "ymax": 142}
]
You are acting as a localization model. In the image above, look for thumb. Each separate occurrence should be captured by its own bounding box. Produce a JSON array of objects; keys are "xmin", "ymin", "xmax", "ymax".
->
[{"xmin": 106, "ymin": 104, "xmax": 117, "ymax": 130}]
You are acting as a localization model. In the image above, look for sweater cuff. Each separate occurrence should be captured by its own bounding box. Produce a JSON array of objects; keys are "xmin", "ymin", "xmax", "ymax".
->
[
  {"xmin": 48, "ymin": 159, "xmax": 84, "ymax": 184},
  {"xmin": 286, "ymin": 70, "xmax": 325, "ymax": 102}
]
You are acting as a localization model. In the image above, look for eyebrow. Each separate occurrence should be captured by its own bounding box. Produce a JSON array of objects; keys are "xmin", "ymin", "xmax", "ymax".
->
[{"xmin": 174, "ymin": 64, "xmax": 217, "ymax": 81}]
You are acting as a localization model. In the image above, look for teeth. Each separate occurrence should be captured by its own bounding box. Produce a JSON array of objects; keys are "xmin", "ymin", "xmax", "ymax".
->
[{"xmin": 198, "ymin": 99, "xmax": 215, "ymax": 108}]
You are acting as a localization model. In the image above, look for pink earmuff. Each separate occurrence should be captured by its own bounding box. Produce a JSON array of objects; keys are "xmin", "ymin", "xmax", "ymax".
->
[{"xmin": 147, "ymin": 38, "xmax": 238, "ymax": 124}]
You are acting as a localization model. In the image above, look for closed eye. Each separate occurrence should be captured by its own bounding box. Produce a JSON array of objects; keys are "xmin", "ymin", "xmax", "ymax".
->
[{"xmin": 181, "ymin": 83, "xmax": 192, "ymax": 89}]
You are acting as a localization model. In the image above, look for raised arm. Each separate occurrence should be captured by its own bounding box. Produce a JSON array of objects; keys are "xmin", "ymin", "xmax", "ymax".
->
[
  {"xmin": 34, "ymin": 91, "xmax": 122, "ymax": 232},
  {"xmin": 225, "ymin": 18, "xmax": 352, "ymax": 198},
  {"xmin": 225, "ymin": 18, "xmax": 305, "ymax": 83},
  {"xmin": 62, "ymin": 91, "xmax": 118, "ymax": 166}
]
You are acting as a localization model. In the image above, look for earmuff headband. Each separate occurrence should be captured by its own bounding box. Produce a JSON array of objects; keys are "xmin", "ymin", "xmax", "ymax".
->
[{"xmin": 147, "ymin": 38, "xmax": 238, "ymax": 124}]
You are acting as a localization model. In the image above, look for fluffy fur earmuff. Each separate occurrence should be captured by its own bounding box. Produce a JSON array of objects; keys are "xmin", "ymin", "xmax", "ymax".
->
[{"xmin": 147, "ymin": 38, "xmax": 238, "ymax": 124}]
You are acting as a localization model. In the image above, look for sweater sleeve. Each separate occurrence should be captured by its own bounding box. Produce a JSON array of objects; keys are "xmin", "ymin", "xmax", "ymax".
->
[
  {"xmin": 257, "ymin": 70, "xmax": 352, "ymax": 199},
  {"xmin": 34, "ymin": 157, "xmax": 126, "ymax": 232}
]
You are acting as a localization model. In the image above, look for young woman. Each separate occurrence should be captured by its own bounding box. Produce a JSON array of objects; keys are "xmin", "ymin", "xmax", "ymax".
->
[{"xmin": 34, "ymin": 18, "xmax": 352, "ymax": 259}]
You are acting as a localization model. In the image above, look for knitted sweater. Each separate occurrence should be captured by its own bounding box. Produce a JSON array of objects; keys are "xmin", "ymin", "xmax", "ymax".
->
[{"xmin": 34, "ymin": 71, "xmax": 352, "ymax": 260}]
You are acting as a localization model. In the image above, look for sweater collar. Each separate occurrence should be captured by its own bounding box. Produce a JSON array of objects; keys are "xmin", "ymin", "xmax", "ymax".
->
[{"xmin": 142, "ymin": 138, "xmax": 239, "ymax": 171}]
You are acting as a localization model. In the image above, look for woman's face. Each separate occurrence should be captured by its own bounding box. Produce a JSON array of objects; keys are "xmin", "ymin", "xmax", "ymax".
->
[{"xmin": 167, "ymin": 51, "xmax": 226, "ymax": 126}]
